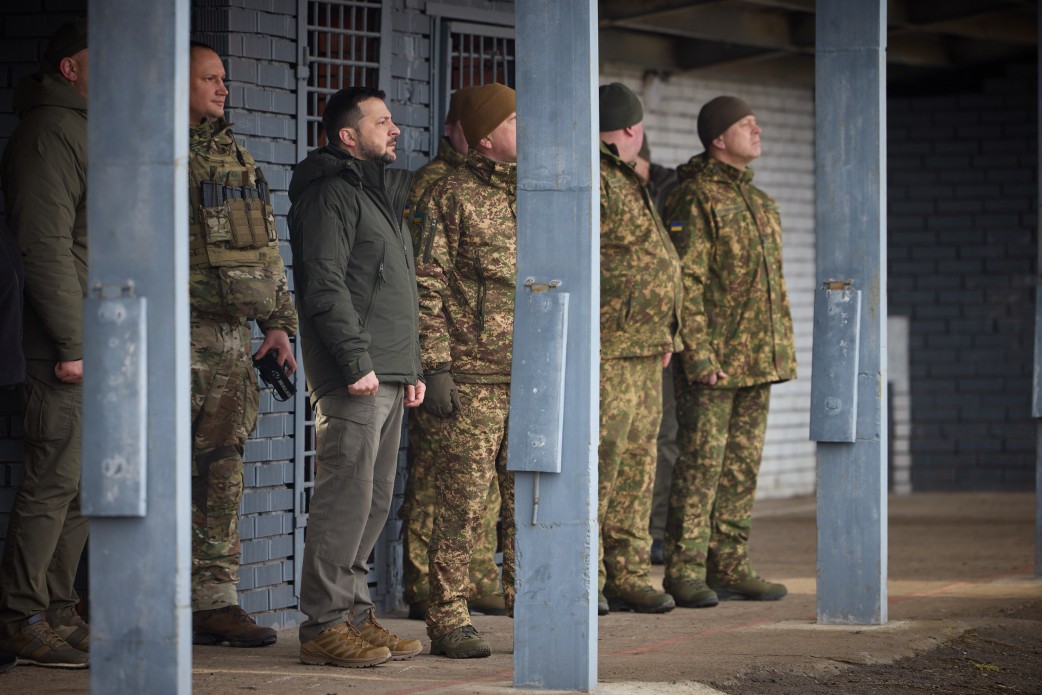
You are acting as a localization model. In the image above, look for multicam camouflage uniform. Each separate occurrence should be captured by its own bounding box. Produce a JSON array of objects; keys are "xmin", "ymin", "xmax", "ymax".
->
[
  {"xmin": 597, "ymin": 142, "xmax": 683, "ymax": 596},
  {"xmin": 189, "ymin": 119, "xmax": 297, "ymax": 610},
  {"xmin": 663, "ymin": 152, "xmax": 796, "ymax": 586},
  {"xmin": 401, "ymin": 137, "xmax": 503, "ymax": 610},
  {"xmin": 413, "ymin": 150, "xmax": 516, "ymax": 640}
]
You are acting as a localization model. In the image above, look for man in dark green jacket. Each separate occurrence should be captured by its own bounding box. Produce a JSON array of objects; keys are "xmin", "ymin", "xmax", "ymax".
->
[
  {"xmin": 0, "ymin": 20, "xmax": 91, "ymax": 669},
  {"xmin": 289, "ymin": 86, "xmax": 425, "ymax": 669}
]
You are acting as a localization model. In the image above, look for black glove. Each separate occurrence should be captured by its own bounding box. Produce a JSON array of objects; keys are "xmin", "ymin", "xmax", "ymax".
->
[{"xmin": 423, "ymin": 369, "xmax": 460, "ymax": 418}]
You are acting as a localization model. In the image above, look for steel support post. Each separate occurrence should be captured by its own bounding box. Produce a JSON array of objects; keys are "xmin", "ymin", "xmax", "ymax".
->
[
  {"xmin": 509, "ymin": 0, "xmax": 599, "ymax": 689},
  {"xmin": 1034, "ymin": 5, "xmax": 1042, "ymax": 580},
  {"xmin": 814, "ymin": 0, "xmax": 889, "ymax": 624},
  {"xmin": 84, "ymin": 1, "xmax": 192, "ymax": 691}
]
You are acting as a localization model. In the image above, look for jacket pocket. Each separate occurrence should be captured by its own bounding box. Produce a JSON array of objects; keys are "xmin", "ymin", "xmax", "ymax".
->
[{"xmin": 362, "ymin": 248, "xmax": 388, "ymax": 331}]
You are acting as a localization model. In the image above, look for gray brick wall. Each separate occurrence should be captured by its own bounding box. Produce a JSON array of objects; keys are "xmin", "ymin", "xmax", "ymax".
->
[
  {"xmin": 192, "ymin": 0, "xmax": 303, "ymax": 629},
  {"xmin": 390, "ymin": 1, "xmax": 435, "ymax": 171},
  {"xmin": 888, "ymin": 62, "xmax": 1038, "ymax": 491}
]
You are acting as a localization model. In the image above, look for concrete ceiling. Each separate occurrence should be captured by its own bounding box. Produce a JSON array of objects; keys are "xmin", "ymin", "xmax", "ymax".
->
[{"xmin": 599, "ymin": 0, "xmax": 1038, "ymax": 86}]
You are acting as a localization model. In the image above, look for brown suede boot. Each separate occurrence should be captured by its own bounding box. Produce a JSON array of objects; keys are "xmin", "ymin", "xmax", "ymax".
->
[{"xmin": 193, "ymin": 606, "xmax": 277, "ymax": 647}]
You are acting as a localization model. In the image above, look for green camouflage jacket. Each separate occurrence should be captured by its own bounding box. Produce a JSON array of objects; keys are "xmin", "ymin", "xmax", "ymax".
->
[
  {"xmin": 665, "ymin": 153, "xmax": 796, "ymax": 388},
  {"xmin": 188, "ymin": 119, "xmax": 297, "ymax": 336},
  {"xmin": 413, "ymin": 150, "xmax": 516, "ymax": 383},
  {"xmin": 599, "ymin": 142, "xmax": 683, "ymax": 359},
  {"xmin": 404, "ymin": 136, "xmax": 466, "ymax": 250}
]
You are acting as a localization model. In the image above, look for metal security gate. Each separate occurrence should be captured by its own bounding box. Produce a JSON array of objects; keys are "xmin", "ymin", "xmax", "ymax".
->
[
  {"xmin": 297, "ymin": 0, "xmax": 391, "ymax": 151},
  {"xmin": 293, "ymin": 0, "xmax": 394, "ymax": 608},
  {"xmin": 430, "ymin": 19, "xmax": 516, "ymax": 142}
]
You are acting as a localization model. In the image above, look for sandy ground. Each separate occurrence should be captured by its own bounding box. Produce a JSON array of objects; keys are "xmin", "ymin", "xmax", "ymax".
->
[{"xmin": 2, "ymin": 492, "xmax": 1040, "ymax": 694}]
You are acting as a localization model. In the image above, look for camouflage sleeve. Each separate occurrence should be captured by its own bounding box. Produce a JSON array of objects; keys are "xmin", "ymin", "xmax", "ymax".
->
[
  {"xmin": 671, "ymin": 188, "xmax": 721, "ymax": 380},
  {"xmin": 413, "ymin": 185, "xmax": 457, "ymax": 370},
  {"xmin": 257, "ymin": 247, "xmax": 298, "ymax": 336}
]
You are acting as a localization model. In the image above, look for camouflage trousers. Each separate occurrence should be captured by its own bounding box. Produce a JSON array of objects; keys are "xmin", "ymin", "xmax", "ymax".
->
[
  {"xmin": 400, "ymin": 406, "xmax": 503, "ymax": 607},
  {"xmin": 190, "ymin": 318, "xmax": 259, "ymax": 611},
  {"xmin": 427, "ymin": 382, "xmax": 514, "ymax": 640},
  {"xmin": 665, "ymin": 383, "xmax": 770, "ymax": 584},
  {"xmin": 598, "ymin": 355, "xmax": 662, "ymax": 594}
]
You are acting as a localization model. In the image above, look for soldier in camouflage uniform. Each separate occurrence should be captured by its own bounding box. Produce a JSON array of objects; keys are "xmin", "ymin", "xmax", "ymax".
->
[
  {"xmin": 596, "ymin": 84, "xmax": 683, "ymax": 616},
  {"xmin": 413, "ymin": 83, "xmax": 517, "ymax": 659},
  {"xmin": 663, "ymin": 96, "xmax": 796, "ymax": 608},
  {"xmin": 400, "ymin": 86, "xmax": 505, "ymax": 620},
  {"xmin": 187, "ymin": 43, "xmax": 298, "ymax": 647}
]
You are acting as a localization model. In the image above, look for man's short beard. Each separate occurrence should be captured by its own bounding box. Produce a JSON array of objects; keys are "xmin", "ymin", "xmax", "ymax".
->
[{"xmin": 357, "ymin": 138, "xmax": 396, "ymax": 163}]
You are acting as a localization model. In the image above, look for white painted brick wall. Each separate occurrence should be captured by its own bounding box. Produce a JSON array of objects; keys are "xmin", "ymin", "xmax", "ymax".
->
[{"xmin": 600, "ymin": 65, "xmax": 817, "ymax": 499}]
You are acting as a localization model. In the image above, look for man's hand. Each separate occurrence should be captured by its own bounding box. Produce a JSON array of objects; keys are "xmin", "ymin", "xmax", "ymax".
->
[
  {"xmin": 54, "ymin": 360, "xmax": 83, "ymax": 385},
  {"xmin": 404, "ymin": 380, "xmax": 426, "ymax": 408},
  {"xmin": 699, "ymin": 370, "xmax": 727, "ymax": 386},
  {"xmin": 349, "ymin": 371, "xmax": 380, "ymax": 397},
  {"xmin": 663, "ymin": 352, "xmax": 673, "ymax": 368},
  {"xmin": 423, "ymin": 371, "xmax": 459, "ymax": 417},
  {"xmin": 254, "ymin": 329, "xmax": 297, "ymax": 376}
]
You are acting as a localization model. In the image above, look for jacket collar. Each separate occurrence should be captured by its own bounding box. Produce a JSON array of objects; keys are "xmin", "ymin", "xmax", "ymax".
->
[
  {"xmin": 677, "ymin": 152, "xmax": 755, "ymax": 185},
  {"xmin": 465, "ymin": 150, "xmax": 516, "ymax": 192}
]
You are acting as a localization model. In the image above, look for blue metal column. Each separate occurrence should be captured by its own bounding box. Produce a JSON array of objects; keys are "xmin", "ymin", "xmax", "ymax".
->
[
  {"xmin": 1034, "ymin": 5, "xmax": 1042, "ymax": 580},
  {"xmin": 510, "ymin": 0, "xmax": 599, "ymax": 689},
  {"xmin": 83, "ymin": 1, "xmax": 192, "ymax": 691},
  {"xmin": 813, "ymin": 0, "xmax": 889, "ymax": 624}
]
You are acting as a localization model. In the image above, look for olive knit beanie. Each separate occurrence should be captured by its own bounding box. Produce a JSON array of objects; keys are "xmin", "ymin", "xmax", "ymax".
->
[
  {"xmin": 697, "ymin": 96, "xmax": 753, "ymax": 149},
  {"xmin": 599, "ymin": 82, "xmax": 643, "ymax": 132},
  {"xmin": 461, "ymin": 83, "xmax": 516, "ymax": 147}
]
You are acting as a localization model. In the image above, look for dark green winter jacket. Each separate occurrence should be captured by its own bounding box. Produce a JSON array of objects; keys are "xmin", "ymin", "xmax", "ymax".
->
[
  {"xmin": 1, "ymin": 70, "xmax": 87, "ymax": 362},
  {"xmin": 288, "ymin": 145, "xmax": 421, "ymax": 401}
]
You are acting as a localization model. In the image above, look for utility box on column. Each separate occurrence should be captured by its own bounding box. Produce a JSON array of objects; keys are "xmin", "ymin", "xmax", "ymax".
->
[
  {"xmin": 82, "ymin": 292, "xmax": 148, "ymax": 517},
  {"xmin": 810, "ymin": 280, "xmax": 861, "ymax": 443},
  {"xmin": 507, "ymin": 283, "xmax": 569, "ymax": 474}
]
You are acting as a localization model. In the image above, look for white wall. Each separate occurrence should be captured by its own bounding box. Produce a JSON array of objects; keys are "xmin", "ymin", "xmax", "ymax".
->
[{"xmin": 600, "ymin": 65, "xmax": 817, "ymax": 499}]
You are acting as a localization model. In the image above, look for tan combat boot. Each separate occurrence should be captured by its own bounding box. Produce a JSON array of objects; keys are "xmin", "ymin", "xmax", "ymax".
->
[
  {"xmin": 300, "ymin": 621, "xmax": 391, "ymax": 668},
  {"xmin": 356, "ymin": 609, "xmax": 422, "ymax": 660}
]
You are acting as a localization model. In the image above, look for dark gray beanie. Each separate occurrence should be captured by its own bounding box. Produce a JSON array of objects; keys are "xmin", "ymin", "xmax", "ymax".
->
[
  {"xmin": 697, "ymin": 96, "xmax": 753, "ymax": 149},
  {"xmin": 599, "ymin": 83, "xmax": 643, "ymax": 132},
  {"xmin": 43, "ymin": 19, "xmax": 88, "ymax": 69}
]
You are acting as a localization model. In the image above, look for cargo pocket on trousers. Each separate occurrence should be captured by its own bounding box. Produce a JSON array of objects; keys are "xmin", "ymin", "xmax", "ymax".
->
[
  {"xmin": 22, "ymin": 373, "xmax": 80, "ymax": 442},
  {"xmin": 315, "ymin": 397, "xmax": 377, "ymax": 480}
]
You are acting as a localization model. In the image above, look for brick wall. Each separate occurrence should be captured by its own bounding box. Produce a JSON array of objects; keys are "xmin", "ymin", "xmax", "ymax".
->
[
  {"xmin": 599, "ymin": 65, "xmax": 818, "ymax": 499},
  {"xmin": 888, "ymin": 62, "xmax": 1038, "ymax": 491},
  {"xmin": 192, "ymin": 0, "xmax": 303, "ymax": 628}
]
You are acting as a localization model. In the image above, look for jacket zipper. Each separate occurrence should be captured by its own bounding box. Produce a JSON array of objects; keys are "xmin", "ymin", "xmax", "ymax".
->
[{"xmin": 362, "ymin": 258, "xmax": 386, "ymax": 330}]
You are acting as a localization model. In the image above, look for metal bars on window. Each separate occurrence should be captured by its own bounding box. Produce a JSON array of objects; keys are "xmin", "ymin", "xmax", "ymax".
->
[
  {"xmin": 431, "ymin": 20, "xmax": 515, "ymax": 151},
  {"xmin": 446, "ymin": 21, "xmax": 516, "ymax": 90},
  {"xmin": 301, "ymin": 0, "xmax": 384, "ymax": 149}
]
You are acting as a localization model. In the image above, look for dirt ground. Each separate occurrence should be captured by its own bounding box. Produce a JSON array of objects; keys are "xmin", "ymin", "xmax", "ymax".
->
[
  {"xmin": 722, "ymin": 600, "xmax": 1042, "ymax": 694},
  {"xmin": 2, "ymin": 492, "xmax": 1040, "ymax": 694}
]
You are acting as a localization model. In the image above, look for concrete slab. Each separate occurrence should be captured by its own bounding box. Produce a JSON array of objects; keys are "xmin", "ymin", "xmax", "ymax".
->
[{"xmin": 3, "ymin": 492, "xmax": 1039, "ymax": 694}]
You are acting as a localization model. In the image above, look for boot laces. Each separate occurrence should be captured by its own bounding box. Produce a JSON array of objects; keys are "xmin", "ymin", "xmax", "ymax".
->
[{"xmin": 28, "ymin": 620, "xmax": 69, "ymax": 650}]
